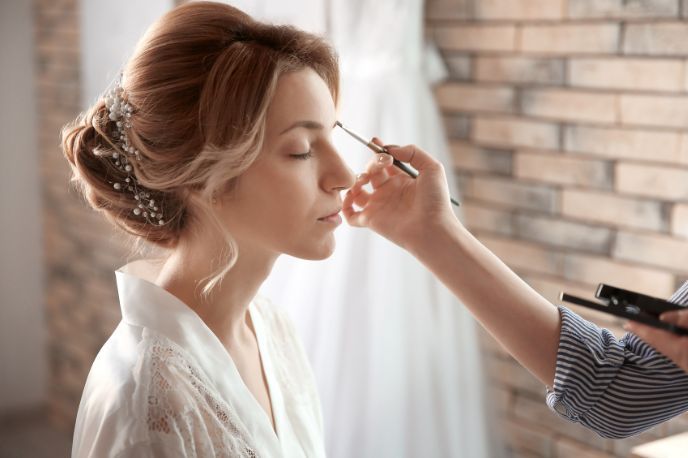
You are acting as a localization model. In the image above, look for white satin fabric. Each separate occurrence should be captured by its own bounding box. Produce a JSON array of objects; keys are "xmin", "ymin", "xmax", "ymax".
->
[
  {"xmin": 231, "ymin": 0, "xmax": 492, "ymax": 456},
  {"xmin": 71, "ymin": 260, "xmax": 326, "ymax": 458}
]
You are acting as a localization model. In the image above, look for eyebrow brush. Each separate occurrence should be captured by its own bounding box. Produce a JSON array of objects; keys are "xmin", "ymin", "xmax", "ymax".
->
[{"xmin": 335, "ymin": 121, "xmax": 460, "ymax": 207}]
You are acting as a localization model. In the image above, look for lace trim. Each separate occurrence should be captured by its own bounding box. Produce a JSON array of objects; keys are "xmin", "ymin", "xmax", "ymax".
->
[{"xmin": 136, "ymin": 331, "xmax": 259, "ymax": 457}]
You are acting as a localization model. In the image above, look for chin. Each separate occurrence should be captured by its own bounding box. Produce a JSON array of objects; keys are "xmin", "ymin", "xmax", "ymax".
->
[{"xmin": 289, "ymin": 237, "xmax": 336, "ymax": 261}]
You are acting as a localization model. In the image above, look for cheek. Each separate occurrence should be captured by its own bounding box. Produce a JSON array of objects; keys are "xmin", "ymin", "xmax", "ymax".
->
[{"xmin": 241, "ymin": 166, "xmax": 318, "ymax": 231}]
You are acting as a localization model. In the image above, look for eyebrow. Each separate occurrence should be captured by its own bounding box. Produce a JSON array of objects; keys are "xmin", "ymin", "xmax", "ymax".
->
[{"xmin": 279, "ymin": 120, "xmax": 338, "ymax": 135}]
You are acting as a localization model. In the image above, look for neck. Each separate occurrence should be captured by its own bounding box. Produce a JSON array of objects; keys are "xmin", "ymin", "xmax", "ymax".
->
[{"xmin": 154, "ymin": 236, "xmax": 278, "ymax": 348}]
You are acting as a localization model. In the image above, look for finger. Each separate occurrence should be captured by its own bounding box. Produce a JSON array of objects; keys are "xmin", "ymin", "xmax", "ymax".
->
[
  {"xmin": 349, "ymin": 173, "xmax": 370, "ymax": 197},
  {"xmin": 385, "ymin": 143, "xmax": 440, "ymax": 172},
  {"xmin": 343, "ymin": 174, "xmax": 371, "ymax": 227},
  {"xmin": 385, "ymin": 161, "xmax": 403, "ymax": 177},
  {"xmin": 371, "ymin": 137, "xmax": 404, "ymax": 177},
  {"xmin": 343, "ymin": 189, "xmax": 363, "ymax": 227},
  {"xmin": 351, "ymin": 185, "xmax": 371, "ymax": 207},
  {"xmin": 365, "ymin": 152, "xmax": 394, "ymax": 175},
  {"xmin": 370, "ymin": 168, "xmax": 389, "ymax": 190},
  {"xmin": 369, "ymin": 157, "xmax": 391, "ymax": 189},
  {"xmin": 343, "ymin": 193, "xmax": 368, "ymax": 227},
  {"xmin": 660, "ymin": 309, "xmax": 688, "ymax": 327}
]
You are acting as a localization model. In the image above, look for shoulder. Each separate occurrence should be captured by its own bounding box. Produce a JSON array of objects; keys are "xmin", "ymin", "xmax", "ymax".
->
[
  {"xmin": 73, "ymin": 326, "xmax": 210, "ymax": 456},
  {"xmin": 72, "ymin": 323, "xmax": 146, "ymax": 456}
]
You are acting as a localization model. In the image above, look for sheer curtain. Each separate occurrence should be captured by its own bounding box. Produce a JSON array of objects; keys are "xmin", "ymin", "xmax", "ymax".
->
[{"xmin": 230, "ymin": 1, "xmax": 492, "ymax": 456}]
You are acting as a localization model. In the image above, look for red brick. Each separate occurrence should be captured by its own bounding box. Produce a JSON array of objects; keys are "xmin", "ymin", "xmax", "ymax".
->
[
  {"xmin": 461, "ymin": 201, "xmax": 514, "ymax": 236},
  {"xmin": 568, "ymin": 0, "xmax": 679, "ymax": 19},
  {"xmin": 434, "ymin": 25, "xmax": 517, "ymax": 52},
  {"xmin": 475, "ymin": 56, "xmax": 565, "ymax": 85},
  {"xmin": 520, "ymin": 24, "xmax": 620, "ymax": 55},
  {"xmin": 443, "ymin": 55, "xmax": 472, "ymax": 80},
  {"xmin": 562, "ymin": 189, "xmax": 668, "ymax": 232},
  {"xmin": 426, "ymin": 0, "xmax": 473, "ymax": 20},
  {"xmin": 569, "ymin": 57, "xmax": 684, "ymax": 92},
  {"xmin": 614, "ymin": 231, "xmax": 688, "ymax": 274},
  {"xmin": 476, "ymin": 0, "xmax": 565, "ymax": 20},
  {"xmin": 514, "ymin": 151, "xmax": 613, "ymax": 189},
  {"xmin": 616, "ymin": 162, "xmax": 688, "ymax": 201},
  {"xmin": 513, "ymin": 213, "xmax": 613, "ymax": 254},
  {"xmin": 466, "ymin": 176, "xmax": 560, "ymax": 213},
  {"xmin": 620, "ymin": 94, "xmax": 688, "ymax": 128},
  {"xmin": 450, "ymin": 141, "xmax": 513, "ymax": 175},
  {"xmin": 564, "ymin": 125, "xmax": 686, "ymax": 164},
  {"xmin": 624, "ymin": 22, "xmax": 688, "ymax": 56},
  {"xmin": 521, "ymin": 88, "xmax": 618, "ymax": 124},
  {"xmin": 563, "ymin": 253, "xmax": 676, "ymax": 297},
  {"xmin": 436, "ymin": 83, "xmax": 515, "ymax": 114},
  {"xmin": 478, "ymin": 233, "xmax": 564, "ymax": 276},
  {"xmin": 472, "ymin": 116, "xmax": 560, "ymax": 150},
  {"xmin": 671, "ymin": 204, "xmax": 688, "ymax": 238}
]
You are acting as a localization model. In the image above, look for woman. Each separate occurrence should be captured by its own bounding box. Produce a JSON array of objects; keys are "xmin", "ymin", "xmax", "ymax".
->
[
  {"xmin": 348, "ymin": 140, "xmax": 688, "ymax": 439},
  {"xmin": 61, "ymin": 2, "xmax": 354, "ymax": 456}
]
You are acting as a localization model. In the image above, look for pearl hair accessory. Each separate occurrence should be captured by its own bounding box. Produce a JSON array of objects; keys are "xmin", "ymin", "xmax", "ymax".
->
[{"xmin": 100, "ymin": 80, "xmax": 165, "ymax": 226}]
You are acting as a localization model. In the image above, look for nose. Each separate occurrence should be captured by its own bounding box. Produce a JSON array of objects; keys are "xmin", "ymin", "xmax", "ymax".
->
[{"xmin": 322, "ymin": 144, "xmax": 356, "ymax": 192}]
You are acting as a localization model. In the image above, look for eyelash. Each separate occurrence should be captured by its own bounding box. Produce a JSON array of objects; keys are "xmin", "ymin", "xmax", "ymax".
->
[{"xmin": 291, "ymin": 150, "xmax": 313, "ymax": 160}]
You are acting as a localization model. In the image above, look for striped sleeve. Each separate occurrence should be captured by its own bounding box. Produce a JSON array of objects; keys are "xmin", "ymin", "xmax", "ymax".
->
[{"xmin": 545, "ymin": 284, "xmax": 688, "ymax": 438}]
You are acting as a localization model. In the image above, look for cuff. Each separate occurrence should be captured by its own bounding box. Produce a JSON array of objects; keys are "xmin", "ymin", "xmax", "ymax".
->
[{"xmin": 545, "ymin": 306, "xmax": 625, "ymax": 422}]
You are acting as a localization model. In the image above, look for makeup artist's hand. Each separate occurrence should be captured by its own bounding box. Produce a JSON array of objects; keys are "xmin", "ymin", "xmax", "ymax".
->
[
  {"xmin": 343, "ymin": 139, "xmax": 458, "ymax": 250},
  {"xmin": 625, "ymin": 310, "xmax": 688, "ymax": 373}
]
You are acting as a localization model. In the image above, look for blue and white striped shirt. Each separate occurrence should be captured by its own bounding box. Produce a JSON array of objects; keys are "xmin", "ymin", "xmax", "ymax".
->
[{"xmin": 546, "ymin": 282, "xmax": 688, "ymax": 438}]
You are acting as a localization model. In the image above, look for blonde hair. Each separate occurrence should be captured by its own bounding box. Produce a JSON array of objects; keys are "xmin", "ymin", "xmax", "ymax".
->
[{"xmin": 60, "ymin": 1, "xmax": 339, "ymax": 297}]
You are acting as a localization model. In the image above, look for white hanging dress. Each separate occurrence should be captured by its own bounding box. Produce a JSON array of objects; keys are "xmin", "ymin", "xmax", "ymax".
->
[{"xmin": 226, "ymin": 1, "xmax": 492, "ymax": 456}]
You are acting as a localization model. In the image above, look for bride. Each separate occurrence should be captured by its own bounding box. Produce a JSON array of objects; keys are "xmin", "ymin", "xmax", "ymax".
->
[{"xmin": 62, "ymin": 2, "xmax": 354, "ymax": 456}]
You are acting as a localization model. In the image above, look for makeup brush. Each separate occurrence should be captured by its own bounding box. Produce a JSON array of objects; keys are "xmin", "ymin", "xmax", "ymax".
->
[{"xmin": 335, "ymin": 121, "xmax": 460, "ymax": 207}]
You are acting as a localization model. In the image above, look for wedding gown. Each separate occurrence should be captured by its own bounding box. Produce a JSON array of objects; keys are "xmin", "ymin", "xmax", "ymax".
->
[{"xmin": 227, "ymin": 1, "xmax": 491, "ymax": 456}]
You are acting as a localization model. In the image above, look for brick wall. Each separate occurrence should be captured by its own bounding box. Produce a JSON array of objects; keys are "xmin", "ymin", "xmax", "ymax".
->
[
  {"xmin": 427, "ymin": 0, "xmax": 688, "ymax": 456},
  {"xmin": 35, "ymin": 0, "xmax": 129, "ymax": 430}
]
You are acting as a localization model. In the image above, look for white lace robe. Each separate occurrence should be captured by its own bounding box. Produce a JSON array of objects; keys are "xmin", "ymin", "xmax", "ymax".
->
[{"xmin": 71, "ymin": 260, "xmax": 326, "ymax": 457}]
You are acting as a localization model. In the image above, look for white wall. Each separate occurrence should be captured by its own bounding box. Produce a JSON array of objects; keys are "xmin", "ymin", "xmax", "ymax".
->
[
  {"xmin": 0, "ymin": 0, "xmax": 47, "ymax": 411},
  {"xmin": 80, "ymin": 0, "xmax": 174, "ymax": 107}
]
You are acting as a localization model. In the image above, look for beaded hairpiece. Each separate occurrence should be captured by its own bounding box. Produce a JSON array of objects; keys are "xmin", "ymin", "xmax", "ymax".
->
[{"xmin": 101, "ymin": 79, "xmax": 165, "ymax": 226}]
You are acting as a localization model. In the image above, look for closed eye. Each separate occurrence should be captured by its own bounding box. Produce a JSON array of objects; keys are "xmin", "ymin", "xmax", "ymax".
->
[{"xmin": 291, "ymin": 150, "xmax": 314, "ymax": 160}]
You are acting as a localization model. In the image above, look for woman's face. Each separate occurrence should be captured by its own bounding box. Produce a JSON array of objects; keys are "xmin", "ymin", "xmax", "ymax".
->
[{"xmin": 218, "ymin": 67, "xmax": 356, "ymax": 260}]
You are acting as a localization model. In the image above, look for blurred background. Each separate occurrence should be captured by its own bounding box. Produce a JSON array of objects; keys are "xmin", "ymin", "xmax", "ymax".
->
[{"xmin": 2, "ymin": 0, "xmax": 688, "ymax": 457}]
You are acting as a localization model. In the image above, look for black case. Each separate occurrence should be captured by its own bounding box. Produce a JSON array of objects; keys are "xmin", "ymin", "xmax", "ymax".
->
[{"xmin": 559, "ymin": 283, "xmax": 688, "ymax": 336}]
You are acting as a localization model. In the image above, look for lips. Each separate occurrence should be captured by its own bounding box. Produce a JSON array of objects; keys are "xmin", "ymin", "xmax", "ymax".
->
[{"xmin": 318, "ymin": 208, "xmax": 342, "ymax": 220}]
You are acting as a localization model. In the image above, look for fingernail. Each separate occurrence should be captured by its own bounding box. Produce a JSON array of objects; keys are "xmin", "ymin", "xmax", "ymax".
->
[{"xmin": 660, "ymin": 312, "xmax": 678, "ymax": 323}]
